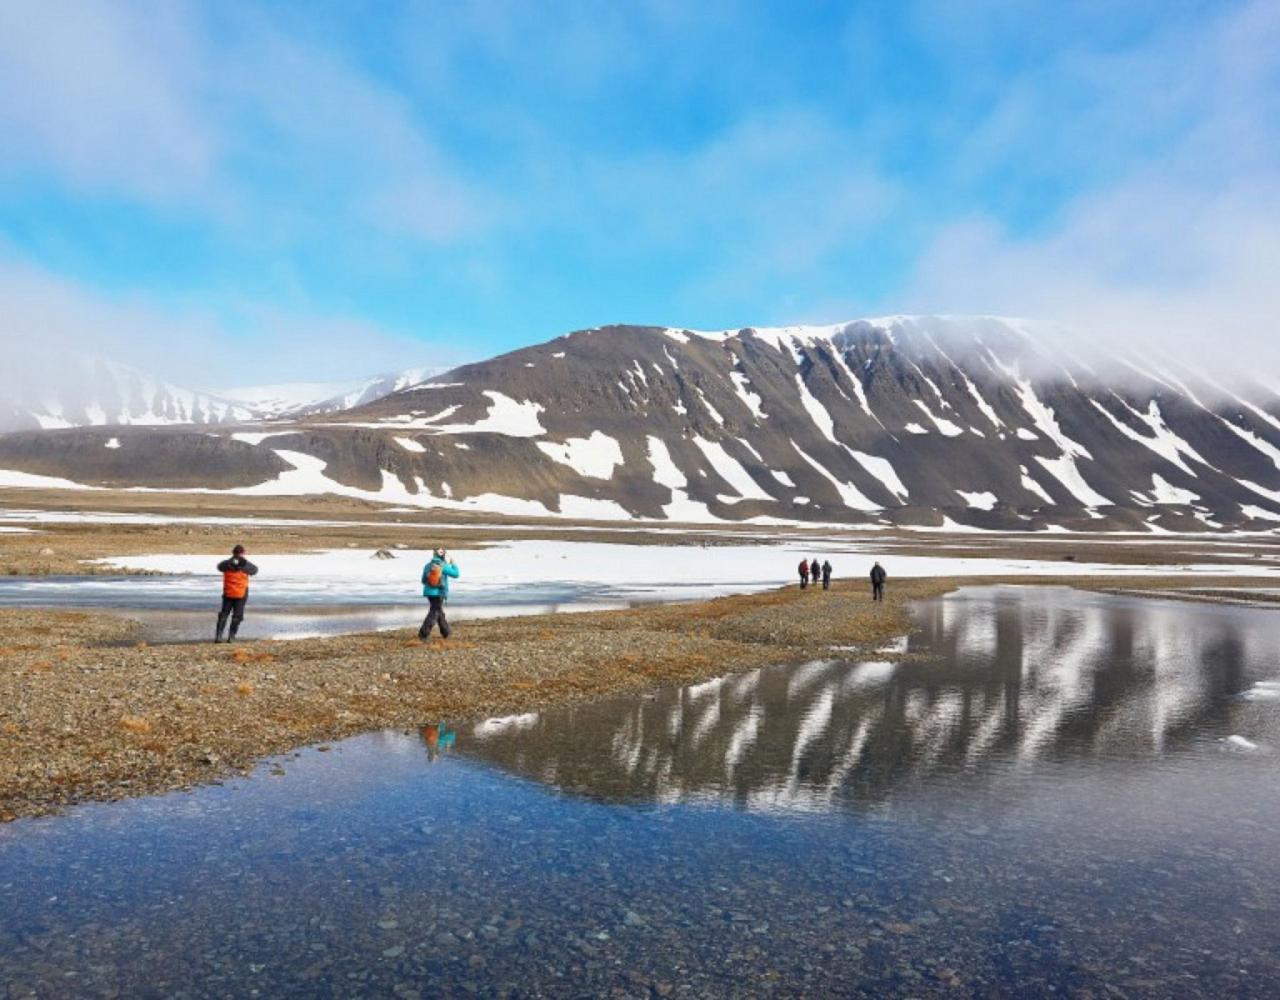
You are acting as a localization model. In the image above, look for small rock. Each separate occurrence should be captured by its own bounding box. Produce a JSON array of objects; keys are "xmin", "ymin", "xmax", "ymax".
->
[{"xmin": 381, "ymin": 945, "xmax": 405, "ymax": 958}]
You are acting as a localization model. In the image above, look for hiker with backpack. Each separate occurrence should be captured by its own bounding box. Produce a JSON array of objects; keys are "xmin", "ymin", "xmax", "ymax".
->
[
  {"xmin": 419, "ymin": 547, "xmax": 460, "ymax": 640},
  {"xmin": 798, "ymin": 558, "xmax": 810, "ymax": 589},
  {"xmin": 821, "ymin": 560, "xmax": 833, "ymax": 590},
  {"xmin": 215, "ymin": 544, "xmax": 258, "ymax": 643}
]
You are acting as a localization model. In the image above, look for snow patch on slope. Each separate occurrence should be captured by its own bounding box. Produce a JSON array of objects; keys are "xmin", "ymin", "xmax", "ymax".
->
[
  {"xmin": 692, "ymin": 437, "xmax": 772, "ymax": 501},
  {"xmin": 434, "ymin": 392, "xmax": 546, "ymax": 437},
  {"xmin": 1019, "ymin": 466, "xmax": 1055, "ymax": 504},
  {"xmin": 913, "ymin": 400, "xmax": 963, "ymax": 436},
  {"xmin": 646, "ymin": 437, "xmax": 725, "ymax": 522},
  {"xmin": 1148, "ymin": 474, "xmax": 1198, "ymax": 505},
  {"xmin": 730, "ymin": 372, "xmax": 766, "ymax": 419},
  {"xmin": 794, "ymin": 374, "xmax": 839, "ymax": 444},
  {"xmin": 791, "ymin": 442, "xmax": 880, "ymax": 511},
  {"xmin": 1220, "ymin": 418, "xmax": 1280, "ymax": 472},
  {"xmin": 537, "ymin": 432, "xmax": 624, "ymax": 479},
  {"xmin": 845, "ymin": 450, "xmax": 909, "ymax": 502},
  {"xmin": 1089, "ymin": 397, "xmax": 1207, "ymax": 476},
  {"xmin": 0, "ymin": 468, "xmax": 100, "ymax": 490},
  {"xmin": 956, "ymin": 490, "xmax": 998, "ymax": 511},
  {"xmin": 1034, "ymin": 455, "xmax": 1110, "ymax": 507}
]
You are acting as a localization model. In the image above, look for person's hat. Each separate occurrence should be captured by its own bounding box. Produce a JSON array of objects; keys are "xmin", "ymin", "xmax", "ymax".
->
[{"xmin": 232, "ymin": 544, "xmax": 246, "ymax": 555}]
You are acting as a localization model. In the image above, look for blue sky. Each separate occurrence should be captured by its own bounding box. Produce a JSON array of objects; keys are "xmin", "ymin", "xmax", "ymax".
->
[{"xmin": 2, "ymin": 1, "xmax": 1278, "ymax": 385}]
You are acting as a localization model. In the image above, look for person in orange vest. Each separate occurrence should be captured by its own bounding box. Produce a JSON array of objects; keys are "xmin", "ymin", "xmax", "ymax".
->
[{"xmin": 215, "ymin": 544, "xmax": 258, "ymax": 643}]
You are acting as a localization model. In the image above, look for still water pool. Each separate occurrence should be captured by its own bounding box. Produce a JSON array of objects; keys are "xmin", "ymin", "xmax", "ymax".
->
[{"xmin": 3, "ymin": 586, "xmax": 1280, "ymax": 997}]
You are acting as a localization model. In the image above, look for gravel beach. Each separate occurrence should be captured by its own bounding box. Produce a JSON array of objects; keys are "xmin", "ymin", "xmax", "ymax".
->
[{"xmin": 3, "ymin": 573, "xmax": 1276, "ymax": 821}]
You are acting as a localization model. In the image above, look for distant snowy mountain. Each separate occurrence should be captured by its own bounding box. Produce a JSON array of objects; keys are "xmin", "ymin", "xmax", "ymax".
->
[
  {"xmin": 0, "ymin": 355, "xmax": 443, "ymax": 431},
  {"xmin": 0, "ymin": 354, "xmax": 256, "ymax": 432},
  {"xmin": 4, "ymin": 317, "xmax": 1280, "ymax": 532},
  {"xmin": 212, "ymin": 367, "xmax": 442, "ymax": 419}
]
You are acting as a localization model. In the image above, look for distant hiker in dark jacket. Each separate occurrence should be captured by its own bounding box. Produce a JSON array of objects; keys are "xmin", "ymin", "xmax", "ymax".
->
[
  {"xmin": 798, "ymin": 559, "xmax": 810, "ymax": 589},
  {"xmin": 419, "ymin": 547, "xmax": 460, "ymax": 640},
  {"xmin": 821, "ymin": 560, "xmax": 833, "ymax": 590},
  {"xmin": 810, "ymin": 557, "xmax": 820, "ymax": 582},
  {"xmin": 215, "ymin": 544, "xmax": 258, "ymax": 642},
  {"xmin": 870, "ymin": 561, "xmax": 887, "ymax": 602}
]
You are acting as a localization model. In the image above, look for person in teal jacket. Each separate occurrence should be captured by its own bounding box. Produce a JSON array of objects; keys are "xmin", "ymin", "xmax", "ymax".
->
[{"xmin": 419, "ymin": 547, "xmax": 460, "ymax": 640}]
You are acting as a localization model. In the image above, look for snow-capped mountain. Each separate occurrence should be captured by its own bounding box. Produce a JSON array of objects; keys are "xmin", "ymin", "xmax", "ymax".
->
[
  {"xmin": 0, "ymin": 355, "xmax": 443, "ymax": 431},
  {"xmin": 0, "ymin": 354, "xmax": 257, "ymax": 432},
  {"xmin": 212, "ymin": 367, "xmax": 442, "ymax": 419},
  {"xmin": 4, "ymin": 316, "xmax": 1280, "ymax": 532}
]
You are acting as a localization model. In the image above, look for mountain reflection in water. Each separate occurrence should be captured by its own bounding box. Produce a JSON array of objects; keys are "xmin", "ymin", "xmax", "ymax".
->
[
  {"xmin": 461, "ymin": 586, "xmax": 1280, "ymax": 812},
  {"xmin": 5, "ymin": 586, "xmax": 1280, "ymax": 997}
]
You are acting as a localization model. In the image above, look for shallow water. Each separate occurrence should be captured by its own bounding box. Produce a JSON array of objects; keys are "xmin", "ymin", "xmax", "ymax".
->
[
  {"xmin": 3, "ymin": 586, "xmax": 1280, "ymax": 997},
  {"xmin": 0, "ymin": 577, "xmax": 691, "ymax": 641}
]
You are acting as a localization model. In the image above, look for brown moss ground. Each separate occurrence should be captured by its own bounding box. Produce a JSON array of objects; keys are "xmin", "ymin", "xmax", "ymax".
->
[{"xmin": 3, "ymin": 573, "xmax": 1278, "ymax": 821}]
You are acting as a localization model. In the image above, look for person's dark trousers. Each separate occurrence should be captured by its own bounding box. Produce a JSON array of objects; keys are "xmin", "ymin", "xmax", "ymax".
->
[
  {"xmin": 872, "ymin": 583, "xmax": 884, "ymax": 601},
  {"xmin": 419, "ymin": 595, "xmax": 451, "ymax": 639},
  {"xmin": 800, "ymin": 576, "xmax": 808, "ymax": 590},
  {"xmin": 822, "ymin": 575, "xmax": 830, "ymax": 590},
  {"xmin": 216, "ymin": 596, "xmax": 247, "ymax": 641}
]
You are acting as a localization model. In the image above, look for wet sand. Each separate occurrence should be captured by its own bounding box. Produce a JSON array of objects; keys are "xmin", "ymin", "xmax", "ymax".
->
[{"xmin": 3, "ymin": 573, "xmax": 1277, "ymax": 821}]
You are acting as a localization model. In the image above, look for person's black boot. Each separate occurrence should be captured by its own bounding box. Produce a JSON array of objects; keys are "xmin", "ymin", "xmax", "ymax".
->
[
  {"xmin": 228, "ymin": 624, "xmax": 240, "ymax": 642},
  {"xmin": 214, "ymin": 626, "xmax": 225, "ymax": 644}
]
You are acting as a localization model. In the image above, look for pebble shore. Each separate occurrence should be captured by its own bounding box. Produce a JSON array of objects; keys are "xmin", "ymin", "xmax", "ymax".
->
[{"xmin": 2, "ymin": 574, "xmax": 1274, "ymax": 820}]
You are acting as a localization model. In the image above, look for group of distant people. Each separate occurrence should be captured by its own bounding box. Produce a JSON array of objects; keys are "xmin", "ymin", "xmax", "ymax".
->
[
  {"xmin": 797, "ymin": 556, "xmax": 888, "ymax": 601},
  {"xmin": 797, "ymin": 557, "xmax": 833, "ymax": 590},
  {"xmin": 211, "ymin": 542, "xmax": 886, "ymax": 644}
]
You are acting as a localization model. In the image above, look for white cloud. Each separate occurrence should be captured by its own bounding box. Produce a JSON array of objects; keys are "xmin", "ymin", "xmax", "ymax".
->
[
  {"xmin": 0, "ymin": 0, "xmax": 216, "ymax": 201},
  {"xmin": 900, "ymin": 0, "xmax": 1280, "ymax": 378},
  {"xmin": 0, "ymin": 255, "xmax": 458, "ymax": 387},
  {"xmin": 0, "ymin": 1, "xmax": 494, "ymax": 244}
]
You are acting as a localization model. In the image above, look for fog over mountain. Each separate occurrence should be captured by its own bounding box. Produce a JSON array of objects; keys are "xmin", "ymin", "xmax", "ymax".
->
[{"xmin": 0, "ymin": 349, "xmax": 443, "ymax": 433}]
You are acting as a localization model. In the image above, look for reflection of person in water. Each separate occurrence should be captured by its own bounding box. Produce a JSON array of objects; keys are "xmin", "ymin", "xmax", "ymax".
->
[{"xmin": 420, "ymin": 722, "xmax": 457, "ymax": 762}]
